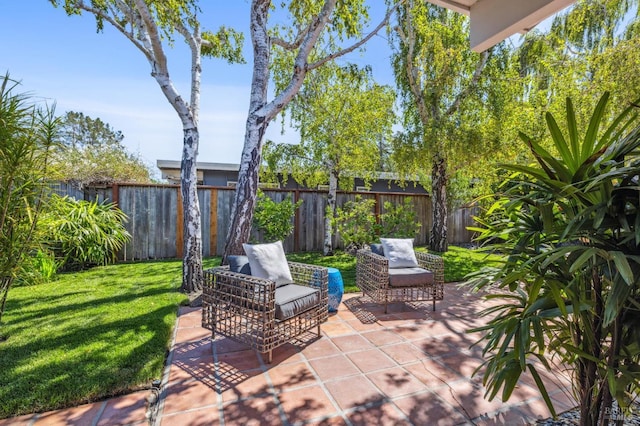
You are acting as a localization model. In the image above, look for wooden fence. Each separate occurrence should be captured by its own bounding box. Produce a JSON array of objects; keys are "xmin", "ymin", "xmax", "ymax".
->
[{"xmin": 51, "ymin": 183, "xmax": 478, "ymax": 260}]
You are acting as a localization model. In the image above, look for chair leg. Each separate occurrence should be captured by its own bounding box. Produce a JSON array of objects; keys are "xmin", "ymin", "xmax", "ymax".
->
[
  {"xmin": 433, "ymin": 298, "xmax": 436, "ymax": 312},
  {"xmin": 266, "ymin": 350, "xmax": 272, "ymax": 364},
  {"xmin": 317, "ymin": 324, "xmax": 321, "ymax": 336}
]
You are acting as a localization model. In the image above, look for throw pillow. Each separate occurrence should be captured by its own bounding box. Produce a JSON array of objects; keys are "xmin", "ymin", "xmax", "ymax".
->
[
  {"xmin": 370, "ymin": 243, "xmax": 384, "ymax": 256},
  {"xmin": 380, "ymin": 238, "xmax": 419, "ymax": 268},
  {"xmin": 227, "ymin": 255, "xmax": 252, "ymax": 275},
  {"xmin": 243, "ymin": 240, "xmax": 294, "ymax": 286}
]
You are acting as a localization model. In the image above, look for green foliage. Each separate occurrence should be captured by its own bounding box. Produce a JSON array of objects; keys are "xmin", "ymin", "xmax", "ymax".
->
[
  {"xmin": 201, "ymin": 26, "xmax": 245, "ymax": 64},
  {"xmin": 389, "ymin": 1, "xmax": 514, "ymax": 250},
  {"xmin": 252, "ymin": 190, "xmax": 302, "ymax": 243},
  {"xmin": 58, "ymin": 111, "xmax": 123, "ymax": 148},
  {"xmin": 379, "ymin": 199, "xmax": 421, "ymax": 238},
  {"xmin": 38, "ymin": 194, "xmax": 131, "ymax": 271},
  {"xmin": 333, "ymin": 196, "xmax": 423, "ymax": 250},
  {"xmin": 50, "ymin": 111, "xmax": 153, "ymax": 187},
  {"xmin": 516, "ymin": 0, "xmax": 640, "ymax": 153},
  {"xmin": 332, "ymin": 196, "xmax": 377, "ymax": 251},
  {"xmin": 0, "ymin": 74, "xmax": 58, "ymax": 323},
  {"xmin": 467, "ymin": 93, "xmax": 640, "ymax": 424},
  {"xmin": 50, "ymin": 142, "xmax": 153, "ymax": 187},
  {"xmin": 0, "ymin": 259, "xmax": 195, "ymax": 418},
  {"xmin": 18, "ymin": 250, "xmax": 59, "ymax": 286},
  {"xmin": 264, "ymin": 63, "xmax": 396, "ymax": 190}
]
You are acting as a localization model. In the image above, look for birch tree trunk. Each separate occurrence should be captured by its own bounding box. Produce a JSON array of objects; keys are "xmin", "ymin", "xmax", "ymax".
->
[
  {"xmin": 223, "ymin": 0, "xmax": 394, "ymax": 260},
  {"xmin": 223, "ymin": 0, "xmax": 271, "ymax": 259},
  {"xmin": 223, "ymin": 115, "xmax": 267, "ymax": 257},
  {"xmin": 429, "ymin": 154, "xmax": 448, "ymax": 252},
  {"xmin": 323, "ymin": 167, "xmax": 338, "ymax": 256},
  {"xmin": 180, "ymin": 127, "xmax": 203, "ymax": 292}
]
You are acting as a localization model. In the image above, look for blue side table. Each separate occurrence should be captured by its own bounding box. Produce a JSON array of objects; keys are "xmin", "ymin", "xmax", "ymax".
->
[{"xmin": 327, "ymin": 267, "xmax": 344, "ymax": 313}]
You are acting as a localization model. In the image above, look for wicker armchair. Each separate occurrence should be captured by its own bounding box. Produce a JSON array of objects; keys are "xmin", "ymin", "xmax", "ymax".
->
[
  {"xmin": 356, "ymin": 249, "xmax": 444, "ymax": 313},
  {"xmin": 202, "ymin": 262, "xmax": 328, "ymax": 363}
]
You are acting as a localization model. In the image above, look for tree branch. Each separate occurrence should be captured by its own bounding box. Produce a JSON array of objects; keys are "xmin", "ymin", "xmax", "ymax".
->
[
  {"xmin": 259, "ymin": 0, "xmax": 337, "ymax": 122},
  {"xmin": 173, "ymin": 20, "xmax": 202, "ymax": 118},
  {"xmin": 396, "ymin": 1, "xmax": 430, "ymax": 123},
  {"xmin": 445, "ymin": 48, "xmax": 490, "ymax": 117},
  {"xmin": 272, "ymin": 21, "xmax": 313, "ymax": 50},
  {"xmin": 308, "ymin": 2, "xmax": 399, "ymax": 71},
  {"xmin": 132, "ymin": 0, "xmax": 168, "ymax": 75}
]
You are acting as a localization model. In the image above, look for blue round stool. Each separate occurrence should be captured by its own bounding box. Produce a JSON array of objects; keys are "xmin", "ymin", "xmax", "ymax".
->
[{"xmin": 327, "ymin": 267, "xmax": 344, "ymax": 313}]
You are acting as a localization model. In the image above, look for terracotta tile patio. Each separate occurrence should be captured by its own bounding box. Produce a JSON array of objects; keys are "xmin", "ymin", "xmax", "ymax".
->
[{"xmin": 0, "ymin": 284, "xmax": 575, "ymax": 426}]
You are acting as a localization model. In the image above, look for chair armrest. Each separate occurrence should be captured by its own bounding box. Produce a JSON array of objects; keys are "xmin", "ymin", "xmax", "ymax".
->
[
  {"xmin": 203, "ymin": 266, "xmax": 276, "ymax": 309},
  {"xmin": 356, "ymin": 249, "xmax": 390, "ymax": 291},
  {"xmin": 415, "ymin": 251, "xmax": 444, "ymax": 285},
  {"xmin": 288, "ymin": 262, "xmax": 328, "ymax": 291}
]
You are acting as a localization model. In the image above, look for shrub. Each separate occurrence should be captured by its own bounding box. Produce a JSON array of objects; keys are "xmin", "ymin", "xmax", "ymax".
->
[
  {"xmin": 38, "ymin": 194, "xmax": 131, "ymax": 271},
  {"xmin": 467, "ymin": 93, "xmax": 640, "ymax": 425},
  {"xmin": 333, "ymin": 195, "xmax": 377, "ymax": 252},
  {"xmin": 252, "ymin": 190, "xmax": 303, "ymax": 243},
  {"xmin": 17, "ymin": 250, "xmax": 59, "ymax": 286},
  {"xmin": 379, "ymin": 198, "xmax": 421, "ymax": 238}
]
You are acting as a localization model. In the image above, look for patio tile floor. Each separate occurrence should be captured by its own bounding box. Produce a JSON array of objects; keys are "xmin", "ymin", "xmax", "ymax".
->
[{"xmin": 0, "ymin": 284, "xmax": 575, "ymax": 425}]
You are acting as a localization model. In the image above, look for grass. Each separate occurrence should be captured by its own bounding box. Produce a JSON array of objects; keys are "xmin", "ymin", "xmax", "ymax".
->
[
  {"xmin": 431, "ymin": 245, "xmax": 502, "ymax": 282},
  {"xmin": 0, "ymin": 246, "xmax": 493, "ymax": 418},
  {"xmin": 0, "ymin": 258, "xmax": 218, "ymax": 419}
]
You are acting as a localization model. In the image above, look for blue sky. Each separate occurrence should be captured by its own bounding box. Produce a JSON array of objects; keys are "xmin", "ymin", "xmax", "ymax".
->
[{"xmin": 0, "ymin": 1, "xmax": 395, "ymax": 171}]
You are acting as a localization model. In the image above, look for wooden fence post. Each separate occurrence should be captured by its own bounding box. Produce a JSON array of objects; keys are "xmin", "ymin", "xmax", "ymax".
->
[
  {"xmin": 210, "ymin": 188, "xmax": 218, "ymax": 256},
  {"xmin": 294, "ymin": 189, "xmax": 300, "ymax": 252},
  {"xmin": 112, "ymin": 183, "xmax": 119, "ymax": 208}
]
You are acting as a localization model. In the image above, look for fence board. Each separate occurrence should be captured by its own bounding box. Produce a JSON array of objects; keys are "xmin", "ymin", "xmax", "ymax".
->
[{"xmin": 52, "ymin": 183, "xmax": 477, "ymax": 259}]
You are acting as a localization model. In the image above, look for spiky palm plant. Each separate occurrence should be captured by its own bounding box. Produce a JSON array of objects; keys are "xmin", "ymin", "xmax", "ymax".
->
[{"xmin": 468, "ymin": 92, "xmax": 640, "ymax": 426}]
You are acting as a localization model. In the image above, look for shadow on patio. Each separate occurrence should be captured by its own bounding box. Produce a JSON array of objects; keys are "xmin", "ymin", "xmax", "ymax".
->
[{"xmin": 156, "ymin": 284, "xmax": 576, "ymax": 425}]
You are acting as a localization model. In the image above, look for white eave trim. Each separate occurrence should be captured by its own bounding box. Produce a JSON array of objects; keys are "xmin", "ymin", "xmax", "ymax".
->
[{"xmin": 468, "ymin": 0, "xmax": 574, "ymax": 52}]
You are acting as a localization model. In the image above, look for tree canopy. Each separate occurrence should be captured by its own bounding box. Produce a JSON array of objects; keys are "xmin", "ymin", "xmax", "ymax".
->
[
  {"xmin": 389, "ymin": 0, "xmax": 512, "ymax": 251},
  {"xmin": 263, "ymin": 63, "xmax": 395, "ymax": 254},
  {"xmin": 49, "ymin": 111, "xmax": 153, "ymax": 187}
]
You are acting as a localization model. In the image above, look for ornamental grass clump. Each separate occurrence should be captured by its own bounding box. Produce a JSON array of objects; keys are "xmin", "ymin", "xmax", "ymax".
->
[
  {"xmin": 467, "ymin": 92, "xmax": 640, "ymax": 426},
  {"xmin": 0, "ymin": 74, "xmax": 57, "ymax": 323},
  {"xmin": 38, "ymin": 194, "xmax": 131, "ymax": 271}
]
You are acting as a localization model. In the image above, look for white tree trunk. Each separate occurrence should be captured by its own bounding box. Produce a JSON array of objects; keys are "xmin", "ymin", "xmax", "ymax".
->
[
  {"xmin": 223, "ymin": 114, "xmax": 266, "ymax": 257},
  {"xmin": 222, "ymin": 0, "xmax": 271, "ymax": 259},
  {"xmin": 180, "ymin": 127, "xmax": 203, "ymax": 293},
  {"xmin": 153, "ymin": 72, "xmax": 204, "ymax": 294},
  {"xmin": 323, "ymin": 168, "xmax": 338, "ymax": 256},
  {"xmin": 65, "ymin": 0, "xmax": 205, "ymax": 293},
  {"xmin": 223, "ymin": 0, "xmax": 393, "ymax": 260}
]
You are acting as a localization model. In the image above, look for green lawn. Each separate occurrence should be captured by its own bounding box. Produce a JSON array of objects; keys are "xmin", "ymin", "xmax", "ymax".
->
[
  {"xmin": 0, "ymin": 258, "xmax": 219, "ymax": 419},
  {"xmin": 0, "ymin": 246, "xmax": 494, "ymax": 419},
  {"xmin": 431, "ymin": 245, "xmax": 502, "ymax": 282}
]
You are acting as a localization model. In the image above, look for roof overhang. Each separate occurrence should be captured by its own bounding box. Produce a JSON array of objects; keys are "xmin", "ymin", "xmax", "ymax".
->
[{"xmin": 426, "ymin": 0, "xmax": 575, "ymax": 52}]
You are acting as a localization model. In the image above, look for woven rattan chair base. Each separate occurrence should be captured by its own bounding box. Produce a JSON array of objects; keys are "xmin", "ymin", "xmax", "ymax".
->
[
  {"xmin": 202, "ymin": 262, "xmax": 328, "ymax": 363},
  {"xmin": 356, "ymin": 249, "xmax": 445, "ymax": 314}
]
